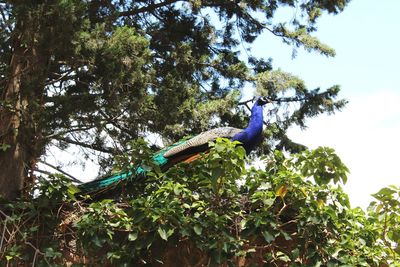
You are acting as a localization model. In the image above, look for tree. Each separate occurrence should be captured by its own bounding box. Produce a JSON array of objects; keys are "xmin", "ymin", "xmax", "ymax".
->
[{"xmin": 1, "ymin": 0, "xmax": 349, "ymax": 200}]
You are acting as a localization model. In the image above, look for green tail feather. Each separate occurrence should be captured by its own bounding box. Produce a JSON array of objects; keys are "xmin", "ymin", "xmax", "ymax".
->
[{"xmin": 77, "ymin": 139, "xmax": 187, "ymax": 194}]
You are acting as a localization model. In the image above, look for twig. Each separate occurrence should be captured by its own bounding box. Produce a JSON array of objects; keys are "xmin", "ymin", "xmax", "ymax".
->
[
  {"xmin": 31, "ymin": 250, "xmax": 37, "ymax": 267},
  {"xmin": 0, "ymin": 222, "xmax": 6, "ymax": 252},
  {"xmin": 277, "ymin": 203, "xmax": 290, "ymax": 218}
]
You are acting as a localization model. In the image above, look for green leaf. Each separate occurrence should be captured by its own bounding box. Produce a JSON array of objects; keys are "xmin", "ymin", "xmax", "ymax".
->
[
  {"xmin": 166, "ymin": 228, "xmax": 174, "ymax": 239},
  {"xmin": 93, "ymin": 236, "xmax": 103, "ymax": 247},
  {"xmin": 281, "ymin": 231, "xmax": 292, "ymax": 241},
  {"xmin": 291, "ymin": 248, "xmax": 300, "ymax": 259},
  {"xmin": 67, "ymin": 185, "xmax": 79, "ymax": 195},
  {"xmin": 263, "ymin": 198, "xmax": 275, "ymax": 207},
  {"xmin": 300, "ymin": 187, "xmax": 308, "ymax": 197},
  {"xmin": 0, "ymin": 143, "xmax": 11, "ymax": 152},
  {"xmin": 158, "ymin": 227, "xmax": 174, "ymax": 241},
  {"xmin": 211, "ymin": 167, "xmax": 223, "ymax": 180},
  {"xmin": 128, "ymin": 231, "xmax": 138, "ymax": 241},
  {"xmin": 173, "ymin": 184, "xmax": 182, "ymax": 195},
  {"xmin": 372, "ymin": 187, "xmax": 396, "ymax": 201},
  {"xmin": 193, "ymin": 225, "xmax": 203, "ymax": 235},
  {"xmin": 158, "ymin": 227, "xmax": 168, "ymax": 241},
  {"xmin": 262, "ymin": 231, "xmax": 274, "ymax": 243}
]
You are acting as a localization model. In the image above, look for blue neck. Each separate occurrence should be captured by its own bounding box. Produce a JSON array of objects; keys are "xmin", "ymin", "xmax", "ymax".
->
[
  {"xmin": 232, "ymin": 102, "xmax": 264, "ymax": 154},
  {"xmin": 247, "ymin": 104, "xmax": 264, "ymax": 137}
]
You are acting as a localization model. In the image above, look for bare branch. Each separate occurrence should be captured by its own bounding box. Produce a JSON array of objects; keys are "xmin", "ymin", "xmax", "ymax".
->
[
  {"xmin": 44, "ymin": 69, "xmax": 75, "ymax": 86},
  {"xmin": 38, "ymin": 160, "xmax": 82, "ymax": 183},
  {"xmin": 238, "ymin": 97, "xmax": 255, "ymax": 106},
  {"xmin": 55, "ymin": 136, "xmax": 115, "ymax": 154},
  {"xmin": 117, "ymin": 0, "xmax": 180, "ymax": 17},
  {"xmin": 45, "ymin": 126, "xmax": 95, "ymax": 139},
  {"xmin": 268, "ymin": 96, "xmax": 308, "ymax": 103}
]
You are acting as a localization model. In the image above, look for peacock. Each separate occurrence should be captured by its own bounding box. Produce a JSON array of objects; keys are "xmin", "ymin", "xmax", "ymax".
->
[{"xmin": 78, "ymin": 97, "xmax": 269, "ymax": 194}]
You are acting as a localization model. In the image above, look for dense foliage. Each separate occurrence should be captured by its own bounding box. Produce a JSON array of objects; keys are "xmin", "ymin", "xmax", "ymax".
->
[{"xmin": 1, "ymin": 140, "xmax": 399, "ymax": 266}]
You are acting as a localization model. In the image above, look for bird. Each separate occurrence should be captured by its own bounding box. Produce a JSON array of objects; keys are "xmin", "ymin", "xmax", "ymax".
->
[{"xmin": 78, "ymin": 96, "xmax": 268, "ymax": 194}]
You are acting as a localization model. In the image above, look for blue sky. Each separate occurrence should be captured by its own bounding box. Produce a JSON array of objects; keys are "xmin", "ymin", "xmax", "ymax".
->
[{"xmin": 250, "ymin": 0, "xmax": 400, "ymax": 208}]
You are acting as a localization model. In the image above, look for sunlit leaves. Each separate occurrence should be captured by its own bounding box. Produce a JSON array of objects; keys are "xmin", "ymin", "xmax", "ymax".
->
[
  {"xmin": 275, "ymin": 185, "xmax": 288, "ymax": 198},
  {"xmin": 297, "ymin": 147, "xmax": 349, "ymax": 185},
  {"xmin": 368, "ymin": 185, "xmax": 400, "ymax": 261},
  {"xmin": 157, "ymin": 226, "xmax": 174, "ymax": 241}
]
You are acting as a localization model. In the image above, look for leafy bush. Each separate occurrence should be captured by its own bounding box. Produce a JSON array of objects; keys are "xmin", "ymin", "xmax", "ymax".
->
[{"xmin": 0, "ymin": 139, "xmax": 399, "ymax": 266}]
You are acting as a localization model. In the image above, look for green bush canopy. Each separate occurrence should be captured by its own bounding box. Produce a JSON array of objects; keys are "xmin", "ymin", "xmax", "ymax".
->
[{"xmin": 1, "ymin": 140, "xmax": 399, "ymax": 266}]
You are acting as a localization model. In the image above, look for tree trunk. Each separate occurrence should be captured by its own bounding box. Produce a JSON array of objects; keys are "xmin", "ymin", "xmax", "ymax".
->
[
  {"xmin": 0, "ymin": 7, "xmax": 48, "ymax": 200},
  {"xmin": 0, "ymin": 44, "xmax": 27, "ymax": 200}
]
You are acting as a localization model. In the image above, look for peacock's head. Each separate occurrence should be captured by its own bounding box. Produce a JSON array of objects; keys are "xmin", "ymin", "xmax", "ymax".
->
[{"xmin": 256, "ymin": 96, "xmax": 269, "ymax": 106}]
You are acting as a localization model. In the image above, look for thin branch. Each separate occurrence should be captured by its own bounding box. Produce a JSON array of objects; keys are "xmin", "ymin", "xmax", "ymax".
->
[
  {"xmin": 0, "ymin": 221, "xmax": 6, "ymax": 252},
  {"xmin": 240, "ymin": 94, "xmax": 311, "ymax": 105},
  {"xmin": 238, "ymin": 97, "xmax": 255, "ymax": 106},
  {"xmin": 38, "ymin": 160, "xmax": 83, "ymax": 183},
  {"xmin": 44, "ymin": 126, "xmax": 95, "ymax": 139},
  {"xmin": 33, "ymin": 168, "xmax": 53, "ymax": 176},
  {"xmin": 44, "ymin": 93, "xmax": 103, "ymax": 103},
  {"xmin": 268, "ymin": 96, "xmax": 308, "ymax": 103},
  {"xmin": 55, "ymin": 136, "xmax": 115, "ymax": 154},
  {"xmin": 117, "ymin": 0, "xmax": 180, "ymax": 17},
  {"xmin": 44, "ymin": 69, "xmax": 75, "ymax": 86},
  {"xmin": 277, "ymin": 203, "xmax": 290, "ymax": 218}
]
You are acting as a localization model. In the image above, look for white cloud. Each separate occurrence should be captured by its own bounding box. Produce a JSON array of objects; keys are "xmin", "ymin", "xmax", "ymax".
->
[{"xmin": 288, "ymin": 90, "xmax": 400, "ymax": 208}]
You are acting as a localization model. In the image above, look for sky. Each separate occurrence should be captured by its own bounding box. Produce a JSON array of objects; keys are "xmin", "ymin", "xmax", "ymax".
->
[
  {"xmin": 44, "ymin": 0, "xmax": 399, "ymax": 209},
  {"xmin": 249, "ymin": 0, "xmax": 400, "ymax": 208}
]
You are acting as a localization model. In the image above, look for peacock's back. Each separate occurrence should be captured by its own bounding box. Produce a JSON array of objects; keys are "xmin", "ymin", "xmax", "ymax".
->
[{"xmin": 77, "ymin": 127, "xmax": 242, "ymax": 194}]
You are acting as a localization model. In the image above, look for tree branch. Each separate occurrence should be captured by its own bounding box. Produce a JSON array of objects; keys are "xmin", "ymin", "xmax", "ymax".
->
[
  {"xmin": 45, "ymin": 126, "xmax": 95, "ymax": 139},
  {"xmin": 38, "ymin": 160, "xmax": 82, "ymax": 183},
  {"xmin": 117, "ymin": 0, "xmax": 180, "ymax": 17},
  {"xmin": 238, "ymin": 97, "xmax": 255, "ymax": 106},
  {"xmin": 55, "ymin": 136, "xmax": 115, "ymax": 154},
  {"xmin": 268, "ymin": 96, "xmax": 308, "ymax": 103}
]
